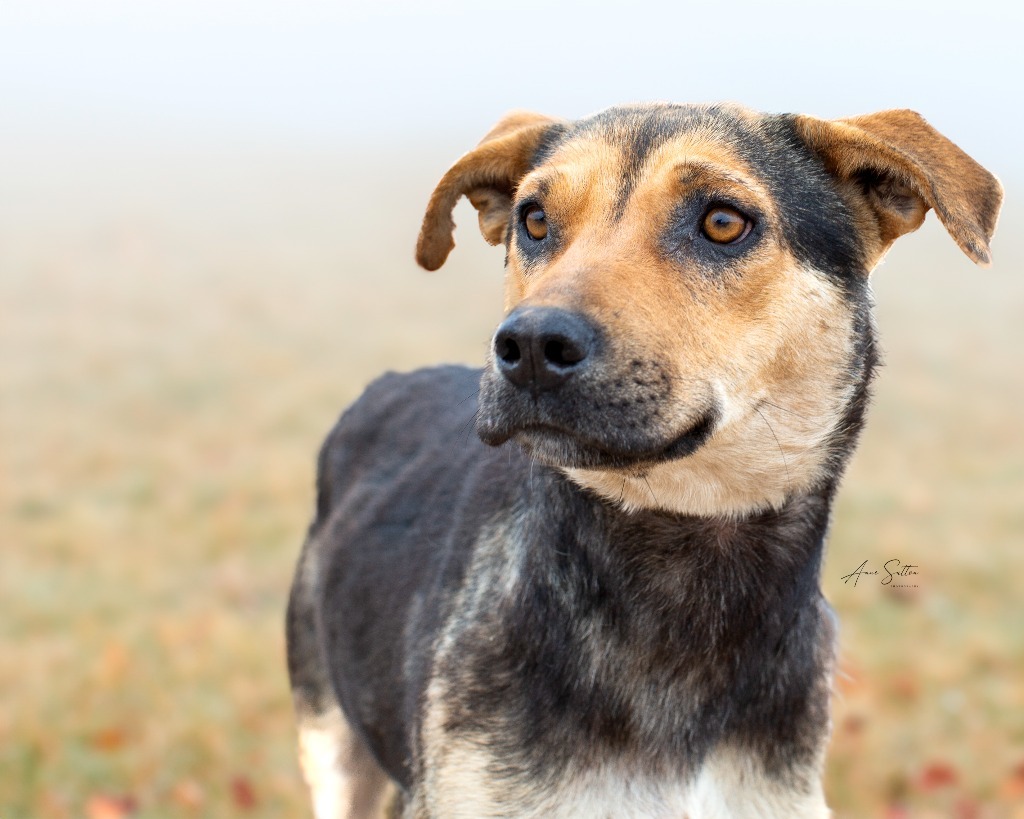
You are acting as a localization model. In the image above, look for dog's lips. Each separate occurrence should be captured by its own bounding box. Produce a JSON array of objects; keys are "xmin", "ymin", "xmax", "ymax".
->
[
  {"xmin": 474, "ymin": 361, "xmax": 718, "ymax": 468},
  {"xmin": 483, "ymin": 411, "xmax": 717, "ymax": 469}
]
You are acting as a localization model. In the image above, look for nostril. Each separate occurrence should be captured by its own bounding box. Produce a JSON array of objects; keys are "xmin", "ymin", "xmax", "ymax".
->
[
  {"xmin": 543, "ymin": 337, "xmax": 585, "ymax": 367},
  {"xmin": 497, "ymin": 336, "xmax": 521, "ymax": 364},
  {"xmin": 493, "ymin": 308, "xmax": 595, "ymax": 390}
]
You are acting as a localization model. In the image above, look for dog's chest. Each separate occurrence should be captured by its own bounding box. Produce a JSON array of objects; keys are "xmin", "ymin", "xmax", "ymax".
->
[{"xmin": 407, "ymin": 494, "xmax": 833, "ymax": 817}]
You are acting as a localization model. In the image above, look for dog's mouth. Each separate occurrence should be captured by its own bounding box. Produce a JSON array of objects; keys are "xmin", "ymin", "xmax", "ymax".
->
[{"xmin": 479, "ymin": 409, "xmax": 718, "ymax": 470}]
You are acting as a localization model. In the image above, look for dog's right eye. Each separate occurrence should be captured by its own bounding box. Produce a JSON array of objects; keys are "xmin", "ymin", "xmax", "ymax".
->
[{"xmin": 523, "ymin": 205, "xmax": 548, "ymax": 241}]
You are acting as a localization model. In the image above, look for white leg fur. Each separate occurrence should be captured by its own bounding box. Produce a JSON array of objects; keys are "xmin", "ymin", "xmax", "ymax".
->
[{"xmin": 297, "ymin": 705, "xmax": 393, "ymax": 819}]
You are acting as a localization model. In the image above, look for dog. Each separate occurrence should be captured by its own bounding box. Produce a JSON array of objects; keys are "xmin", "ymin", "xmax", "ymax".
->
[{"xmin": 286, "ymin": 103, "xmax": 1001, "ymax": 818}]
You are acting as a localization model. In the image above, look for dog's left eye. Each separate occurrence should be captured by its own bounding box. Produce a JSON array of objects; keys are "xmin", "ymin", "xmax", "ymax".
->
[
  {"xmin": 701, "ymin": 206, "xmax": 752, "ymax": 244},
  {"xmin": 523, "ymin": 205, "xmax": 548, "ymax": 241}
]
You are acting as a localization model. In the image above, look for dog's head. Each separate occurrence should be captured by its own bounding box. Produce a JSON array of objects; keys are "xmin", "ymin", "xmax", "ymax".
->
[{"xmin": 417, "ymin": 104, "xmax": 1001, "ymax": 517}]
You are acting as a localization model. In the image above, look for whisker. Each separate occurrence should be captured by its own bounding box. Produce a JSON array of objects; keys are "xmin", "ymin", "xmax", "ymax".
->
[
  {"xmin": 754, "ymin": 406, "xmax": 791, "ymax": 484},
  {"xmin": 458, "ymin": 409, "xmax": 481, "ymax": 441},
  {"xmin": 641, "ymin": 475, "xmax": 659, "ymax": 507},
  {"xmin": 760, "ymin": 399, "xmax": 811, "ymax": 422}
]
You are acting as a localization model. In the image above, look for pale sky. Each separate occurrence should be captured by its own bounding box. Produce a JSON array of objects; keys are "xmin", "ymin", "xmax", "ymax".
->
[{"xmin": 1, "ymin": 0, "xmax": 1021, "ymax": 177}]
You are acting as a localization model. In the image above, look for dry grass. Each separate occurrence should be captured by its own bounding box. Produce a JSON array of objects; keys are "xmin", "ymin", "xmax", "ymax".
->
[{"xmin": 1, "ymin": 144, "xmax": 1021, "ymax": 818}]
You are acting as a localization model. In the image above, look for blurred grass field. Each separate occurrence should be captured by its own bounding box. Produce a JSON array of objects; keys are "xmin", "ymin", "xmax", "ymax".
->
[{"xmin": 1, "ymin": 142, "xmax": 1022, "ymax": 818}]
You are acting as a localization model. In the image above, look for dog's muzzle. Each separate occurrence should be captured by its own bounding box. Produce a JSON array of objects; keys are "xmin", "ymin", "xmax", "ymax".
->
[{"xmin": 476, "ymin": 307, "xmax": 717, "ymax": 469}]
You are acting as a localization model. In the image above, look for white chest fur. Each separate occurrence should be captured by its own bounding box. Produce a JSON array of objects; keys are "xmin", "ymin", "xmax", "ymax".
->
[{"xmin": 415, "ymin": 737, "xmax": 829, "ymax": 819}]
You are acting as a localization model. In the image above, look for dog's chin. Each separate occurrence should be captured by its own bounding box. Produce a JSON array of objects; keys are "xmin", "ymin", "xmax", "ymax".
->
[{"xmin": 477, "ymin": 413, "xmax": 717, "ymax": 470}]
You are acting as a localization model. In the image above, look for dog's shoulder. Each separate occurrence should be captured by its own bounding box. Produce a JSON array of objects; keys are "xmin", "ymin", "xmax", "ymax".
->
[
  {"xmin": 313, "ymin": 365, "xmax": 485, "ymax": 520},
  {"xmin": 323, "ymin": 364, "xmax": 483, "ymax": 456}
]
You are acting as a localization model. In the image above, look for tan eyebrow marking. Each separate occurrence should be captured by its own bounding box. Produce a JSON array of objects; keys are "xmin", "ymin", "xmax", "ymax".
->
[{"xmin": 673, "ymin": 160, "xmax": 759, "ymax": 191}]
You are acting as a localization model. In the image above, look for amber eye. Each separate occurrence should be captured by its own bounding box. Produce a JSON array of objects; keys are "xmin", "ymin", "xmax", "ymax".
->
[
  {"xmin": 701, "ymin": 206, "xmax": 751, "ymax": 244},
  {"xmin": 523, "ymin": 205, "xmax": 548, "ymax": 241}
]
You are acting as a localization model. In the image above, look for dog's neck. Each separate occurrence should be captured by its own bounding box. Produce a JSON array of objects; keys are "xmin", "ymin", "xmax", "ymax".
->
[
  {"xmin": 488, "ymin": 470, "xmax": 836, "ymax": 776},
  {"xmin": 523, "ymin": 470, "xmax": 833, "ymax": 628}
]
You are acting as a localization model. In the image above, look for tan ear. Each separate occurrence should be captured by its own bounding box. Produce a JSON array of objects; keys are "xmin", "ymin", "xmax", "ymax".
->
[
  {"xmin": 416, "ymin": 111, "xmax": 564, "ymax": 271},
  {"xmin": 792, "ymin": 110, "xmax": 1003, "ymax": 266}
]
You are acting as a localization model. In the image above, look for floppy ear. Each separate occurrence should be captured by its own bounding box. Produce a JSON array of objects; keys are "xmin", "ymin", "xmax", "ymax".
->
[
  {"xmin": 416, "ymin": 111, "xmax": 564, "ymax": 271},
  {"xmin": 792, "ymin": 110, "xmax": 1003, "ymax": 266}
]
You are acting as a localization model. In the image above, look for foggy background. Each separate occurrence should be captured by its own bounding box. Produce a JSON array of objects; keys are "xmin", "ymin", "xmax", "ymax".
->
[{"xmin": 2, "ymin": 2, "xmax": 1021, "ymax": 817}]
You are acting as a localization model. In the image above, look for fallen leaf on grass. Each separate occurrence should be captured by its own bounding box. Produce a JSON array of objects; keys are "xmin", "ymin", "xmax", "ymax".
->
[
  {"xmin": 85, "ymin": 793, "xmax": 138, "ymax": 819},
  {"xmin": 999, "ymin": 761, "xmax": 1024, "ymax": 800},
  {"xmin": 90, "ymin": 726, "xmax": 128, "ymax": 752},
  {"xmin": 841, "ymin": 712, "xmax": 867, "ymax": 736},
  {"xmin": 888, "ymin": 671, "xmax": 919, "ymax": 702},
  {"xmin": 230, "ymin": 775, "xmax": 257, "ymax": 810},
  {"xmin": 917, "ymin": 761, "xmax": 959, "ymax": 791}
]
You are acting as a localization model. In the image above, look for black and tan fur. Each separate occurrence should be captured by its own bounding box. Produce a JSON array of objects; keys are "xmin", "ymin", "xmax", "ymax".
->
[{"xmin": 286, "ymin": 103, "xmax": 1001, "ymax": 818}]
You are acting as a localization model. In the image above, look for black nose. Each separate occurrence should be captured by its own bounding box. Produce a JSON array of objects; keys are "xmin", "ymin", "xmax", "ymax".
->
[{"xmin": 493, "ymin": 307, "xmax": 596, "ymax": 392}]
